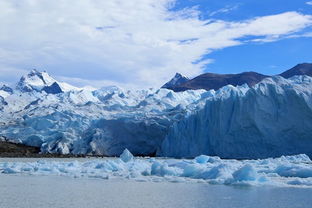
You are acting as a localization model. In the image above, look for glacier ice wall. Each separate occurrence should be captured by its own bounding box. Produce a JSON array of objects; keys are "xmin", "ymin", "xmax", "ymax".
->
[
  {"xmin": 1, "ymin": 73, "xmax": 312, "ymax": 159},
  {"xmin": 160, "ymin": 76, "xmax": 312, "ymax": 159}
]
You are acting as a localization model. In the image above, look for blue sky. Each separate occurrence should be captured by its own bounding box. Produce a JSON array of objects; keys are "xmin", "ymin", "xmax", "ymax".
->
[
  {"xmin": 174, "ymin": 0, "xmax": 311, "ymax": 20},
  {"xmin": 207, "ymin": 36, "xmax": 312, "ymax": 75},
  {"xmin": 0, "ymin": 0, "xmax": 311, "ymax": 88},
  {"xmin": 172, "ymin": 0, "xmax": 312, "ymax": 75}
]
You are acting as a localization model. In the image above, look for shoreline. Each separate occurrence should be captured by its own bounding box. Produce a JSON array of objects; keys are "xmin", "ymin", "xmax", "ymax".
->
[{"xmin": 0, "ymin": 140, "xmax": 109, "ymax": 158}]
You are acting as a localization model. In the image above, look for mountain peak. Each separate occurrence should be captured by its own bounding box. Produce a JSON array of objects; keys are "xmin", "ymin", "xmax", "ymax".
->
[
  {"xmin": 295, "ymin": 63, "xmax": 311, "ymax": 67},
  {"xmin": 15, "ymin": 69, "xmax": 94, "ymax": 94},
  {"xmin": 16, "ymin": 69, "xmax": 62, "ymax": 94},
  {"xmin": 280, "ymin": 63, "xmax": 312, "ymax": 79},
  {"xmin": 162, "ymin": 73, "xmax": 189, "ymax": 89},
  {"xmin": 28, "ymin": 69, "xmax": 51, "ymax": 84},
  {"xmin": 174, "ymin": 72, "xmax": 184, "ymax": 78},
  {"xmin": 30, "ymin": 68, "xmax": 40, "ymax": 74}
]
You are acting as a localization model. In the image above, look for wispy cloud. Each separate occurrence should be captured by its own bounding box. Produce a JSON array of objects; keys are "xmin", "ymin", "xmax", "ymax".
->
[
  {"xmin": 285, "ymin": 31, "xmax": 312, "ymax": 39},
  {"xmin": 306, "ymin": 1, "xmax": 312, "ymax": 6},
  {"xmin": 208, "ymin": 4, "xmax": 240, "ymax": 17},
  {"xmin": 0, "ymin": 0, "xmax": 311, "ymax": 88}
]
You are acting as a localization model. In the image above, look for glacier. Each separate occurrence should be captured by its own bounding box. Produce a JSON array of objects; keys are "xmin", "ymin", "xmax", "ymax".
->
[
  {"xmin": 160, "ymin": 76, "xmax": 312, "ymax": 159},
  {"xmin": 0, "ymin": 70, "xmax": 206, "ymax": 156},
  {"xmin": 1, "ymin": 152, "xmax": 312, "ymax": 187},
  {"xmin": 1, "ymin": 70, "xmax": 312, "ymax": 159}
]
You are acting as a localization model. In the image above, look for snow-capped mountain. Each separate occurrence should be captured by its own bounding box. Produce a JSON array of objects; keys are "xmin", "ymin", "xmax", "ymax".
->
[
  {"xmin": 16, "ymin": 69, "xmax": 60, "ymax": 93},
  {"xmin": 16, "ymin": 69, "xmax": 82, "ymax": 93},
  {"xmin": 1, "ymin": 69, "xmax": 312, "ymax": 158},
  {"xmin": 161, "ymin": 73, "xmax": 189, "ymax": 89}
]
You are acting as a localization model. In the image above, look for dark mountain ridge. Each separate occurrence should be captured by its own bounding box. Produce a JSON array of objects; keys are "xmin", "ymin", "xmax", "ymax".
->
[
  {"xmin": 279, "ymin": 63, "xmax": 312, "ymax": 78},
  {"xmin": 163, "ymin": 63, "xmax": 312, "ymax": 92}
]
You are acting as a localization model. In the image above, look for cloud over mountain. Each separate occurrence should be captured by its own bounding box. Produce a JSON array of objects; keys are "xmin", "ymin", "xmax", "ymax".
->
[{"xmin": 0, "ymin": 0, "xmax": 311, "ymax": 88}]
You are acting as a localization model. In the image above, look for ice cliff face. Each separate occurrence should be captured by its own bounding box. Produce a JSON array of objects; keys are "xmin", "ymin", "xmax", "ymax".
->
[
  {"xmin": 160, "ymin": 76, "xmax": 312, "ymax": 159},
  {"xmin": 1, "ymin": 70, "xmax": 312, "ymax": 158}
]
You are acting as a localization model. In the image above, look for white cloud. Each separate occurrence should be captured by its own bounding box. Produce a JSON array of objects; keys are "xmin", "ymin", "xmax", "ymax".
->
[
  {"xmin": 56, "ymin": 75, "xmax": 138, "ymax": 90},
  {"xmin": 253, "ymin": 31, "xmax": 312, "ymax": 42},
  {"xmin": 209, "ymin": 4, "xmax": 239, "ymax": 17},
  {"xmin": 0, "ymin": 0, "xmax": 311, "ymax": 88},
  {"xmin": 306, "ymin": 1, "xmax": 312, "ymax": 6},
  {"xmin": 0, "ymin": 66, "xmax": 28, "ymax": 85}
]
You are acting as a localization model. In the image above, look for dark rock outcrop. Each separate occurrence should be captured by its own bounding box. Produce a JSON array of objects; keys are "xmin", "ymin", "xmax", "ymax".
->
[
  {"xmin": 42, "ymin": 82, "xmax": 63, "ymax": 94},
  {"xmin": 162, "ymin": 73, "xmax": 189, "ymax": 90}
]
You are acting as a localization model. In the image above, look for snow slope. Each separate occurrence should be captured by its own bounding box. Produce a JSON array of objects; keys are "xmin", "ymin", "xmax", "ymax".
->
[{"xmin": 1, "ymin": 70, "xmax": 312, "ymax": 159}]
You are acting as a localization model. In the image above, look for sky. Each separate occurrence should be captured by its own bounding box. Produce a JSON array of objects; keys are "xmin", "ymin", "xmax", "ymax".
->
[{"xmin": 0, "ymin": 0, "xmax": 311, "ymax": 88}]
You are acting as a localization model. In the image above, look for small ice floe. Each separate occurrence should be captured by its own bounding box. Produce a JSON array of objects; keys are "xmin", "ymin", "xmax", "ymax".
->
[{"xmin": 120, "ymin": 149, "xmax": 134, "ymax": 163}]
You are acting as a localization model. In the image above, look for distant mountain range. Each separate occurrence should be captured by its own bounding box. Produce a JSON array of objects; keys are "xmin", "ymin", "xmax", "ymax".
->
[{"xmin": 162, "ymin": 63, "xmax": 312, "ymax": 92}]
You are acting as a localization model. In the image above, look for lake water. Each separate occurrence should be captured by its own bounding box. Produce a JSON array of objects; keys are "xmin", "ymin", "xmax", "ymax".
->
[
  {"xmin": 1, "ymin": 157, "xmax": 312, "ymax": 208},
  {"xmin": 0, "ymin": 174, "xmax": 312, "ymax": 208}
]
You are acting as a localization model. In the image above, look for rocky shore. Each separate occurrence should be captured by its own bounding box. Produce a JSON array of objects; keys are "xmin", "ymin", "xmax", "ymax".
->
[{"xmin": 0, "ymin": 140, "xmax": 88, "ymax": 158}]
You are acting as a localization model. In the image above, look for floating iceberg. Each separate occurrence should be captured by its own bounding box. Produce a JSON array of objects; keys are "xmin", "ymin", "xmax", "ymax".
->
[
  {"xmin": 0, "ymin": 153, "xmax": 311, "ymax": 187},
  {"xmin": 120, "ymin": 149, "xmax": 134, "ymax": 163}
]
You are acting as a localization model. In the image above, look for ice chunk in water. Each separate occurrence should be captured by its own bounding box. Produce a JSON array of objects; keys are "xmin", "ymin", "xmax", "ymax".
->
[
  {"xmin": 232, "ymin": 164, "xmax": 258, "ymax": 182},
  {"xmin": 195, "ymin": 155, "xmax": 210, "ymax": 164},
  {"xmin": 195, "ymin": 155, "xmax": 221, "ymax": 164},
  {"xmin": 1, "ymin": 154, "xmax": 311, "ymax": 187},
  {"xmin": 120, "ymin": 149, "xmax": 134, "ymax": 163}
]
